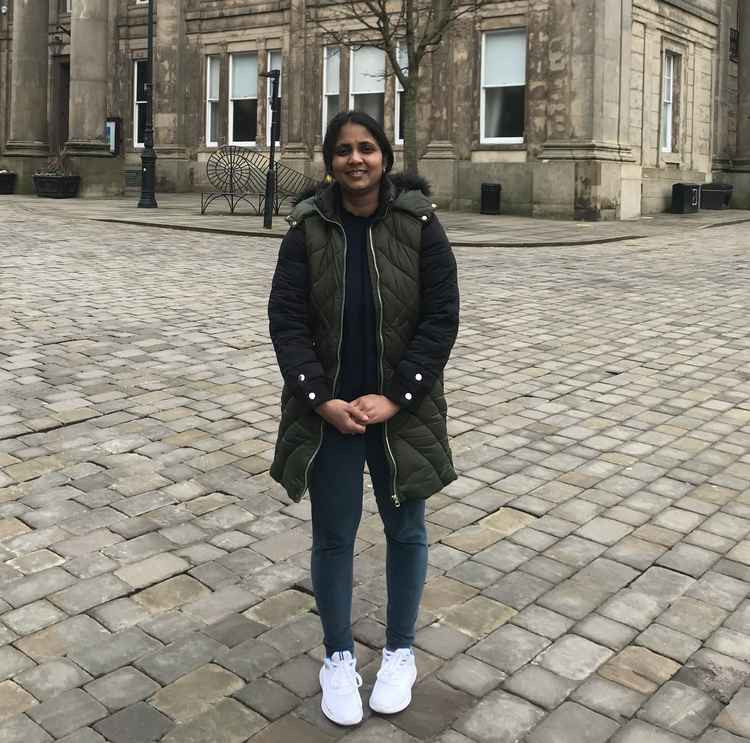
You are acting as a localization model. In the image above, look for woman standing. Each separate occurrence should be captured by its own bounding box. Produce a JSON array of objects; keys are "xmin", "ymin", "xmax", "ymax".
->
[{"xmin": 268, "ymin": 111, "xmax": 459, "ymax": 726}]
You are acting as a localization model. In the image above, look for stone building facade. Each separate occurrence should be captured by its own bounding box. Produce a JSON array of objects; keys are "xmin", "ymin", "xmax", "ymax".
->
[{"xmin": 0, "ymin": 0, "xmax": 748, "ymax": 218}]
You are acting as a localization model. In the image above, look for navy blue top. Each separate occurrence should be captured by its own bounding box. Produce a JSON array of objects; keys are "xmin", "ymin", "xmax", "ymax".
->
[{"xmin": 337, "ymin": 209, "xmax": 379, "ymax": 402}]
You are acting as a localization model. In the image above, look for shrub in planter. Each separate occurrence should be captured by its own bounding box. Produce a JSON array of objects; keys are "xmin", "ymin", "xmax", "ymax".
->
[
  {"xmin": 33, "ymin": 156, "xmax": 81, "ymax": 198},
  {"xmin": 0, "ymin": 170, "xmax": 16, "ymax": 194}
]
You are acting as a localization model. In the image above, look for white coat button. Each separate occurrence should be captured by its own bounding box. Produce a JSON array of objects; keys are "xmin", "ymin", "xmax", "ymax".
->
[
  {"xmin": 421, "ymin": 215, "xmax": 428, "ymax": 222},
  {"xmin": 308, "ymin": 392, "xmax": 316, "ymax": 401},
  {"xmin": 415, "ymin": 373, "xmax": 423, "ymax": 382},
  {"xmin": 404, "ymin": 392, "xmax": 413, "ymax": 401},
  {"xmin": 298, "ymin": 373, "xmax": 305, "ymax": 382},
  {"xmin": 431, "ymin": 203, "xmax": 437, "ymax": 208}
]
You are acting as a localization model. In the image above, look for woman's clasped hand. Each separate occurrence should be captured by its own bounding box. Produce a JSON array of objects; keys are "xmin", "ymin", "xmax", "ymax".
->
[{"xmin": 317, "ymin": 394, "xmax": 400, "ymax": 434}]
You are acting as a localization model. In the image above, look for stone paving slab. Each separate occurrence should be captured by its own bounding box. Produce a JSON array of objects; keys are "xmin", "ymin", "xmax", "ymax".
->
[{"xmin": 2, "ymin": 205, "xmax": 750, "ymax": 741}]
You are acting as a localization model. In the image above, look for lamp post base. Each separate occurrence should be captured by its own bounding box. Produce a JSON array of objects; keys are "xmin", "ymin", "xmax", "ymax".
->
[{"xmin": 138, "ymin": 147, "xmax": 158, "ymax": 208}]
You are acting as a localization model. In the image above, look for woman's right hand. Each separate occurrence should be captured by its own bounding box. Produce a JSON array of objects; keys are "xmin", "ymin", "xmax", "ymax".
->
[{"xmin": 316, "ymin": 399, "xmax": 368, "ymax": 435}]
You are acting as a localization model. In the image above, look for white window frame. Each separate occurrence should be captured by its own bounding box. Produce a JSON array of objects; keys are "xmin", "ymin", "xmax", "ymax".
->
[
  {"xmin": 349, "ymin": 45, "xmax": 386, "ymax": 125},
  {"xmin": 394, "ymin": 43, "xmax": 407, "ymax": 145},
  {"xmin": 266, "ymin": 50, "xmax": 282, "ymax": 148},
  {"xmin": 206, "ymin": 56, "xmax": 220, "ymax": 148},
  {"xmin": 133, "ymin": 60, "xmax": 147, "ymax": 149},
  {"xmin": 64, "ymin": 0, "xmax": 72, "ymax": 13},
  {"xmin": 229, "ymin": 52, "xmax": 258, "ymax": 147},
  {"xmin": 661, "ymin": 51, "xmax": 675, "ymax": 153},
  {"xmin": 480, "ymin": 29, "xmax": 527, "ymax": 145},
  {"xmin": 322, "ymin": 46, "xmax": 341, "ymax": 138}
]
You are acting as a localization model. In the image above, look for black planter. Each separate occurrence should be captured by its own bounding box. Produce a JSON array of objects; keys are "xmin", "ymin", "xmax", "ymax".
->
[
  {"xmin": 33, "ymin": 174, "xmax": 81, "ymax": 198},
  {"xmin": 0, "ymin": 172, "xmax": 16, "ymax": 194},
  {"xmin": 700, "ymin": 183, "xmax": 733, "ymax": 210}
]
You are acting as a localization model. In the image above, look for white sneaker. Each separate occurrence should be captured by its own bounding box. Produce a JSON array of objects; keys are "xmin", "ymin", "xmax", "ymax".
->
[
  {"xmin": 368, "ymin": 648, "xmax": 418, "ymax": 714},
  {"xmin": 319, "ymin": 650, "xmax": 363, "ymax": 726}
]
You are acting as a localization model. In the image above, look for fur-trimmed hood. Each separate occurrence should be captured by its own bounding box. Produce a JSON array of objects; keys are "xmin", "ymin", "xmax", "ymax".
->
[
  {"xmin": 293, "ymin": 172, "xmax": 432, "ymax": 207},
  {"xmin": 288, "ymin": 171, "xmax": 436, "ymax": 228}
]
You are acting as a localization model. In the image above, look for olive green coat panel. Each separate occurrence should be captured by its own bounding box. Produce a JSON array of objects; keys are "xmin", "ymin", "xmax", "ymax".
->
[{"xmin": 270, "ymin": 190, "xmax": 456, "ymax": 503}]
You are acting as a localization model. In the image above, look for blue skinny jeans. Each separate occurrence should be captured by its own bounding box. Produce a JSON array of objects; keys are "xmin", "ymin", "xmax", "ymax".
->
[{"xmin": 309, "ymin": 422, "xmax": 428, "ymax": 657}]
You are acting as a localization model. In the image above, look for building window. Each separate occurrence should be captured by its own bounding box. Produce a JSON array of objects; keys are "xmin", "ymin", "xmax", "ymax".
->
[
  {"xmin": 322, "ymin": 47, "xmax": 340, "ymax": 136},
  {"xmin": 661, "ymin": 51, "xmax": 678, "ymax": 153},
  {"xmin": 229, "ymin": 53, "xmax": 258, "ymax": 145},
  {"xmin": 267, "ymin": 50, "xmax": 282, "ymax": 147},
  {"xmin": 206, "ymin": 56, "xmax": 220, "ymax": 148},
  {"xmin": 350, "ymin": 46, "xmax": 385, "ymax": 126},
  {"xmin": 730, "ymin": 28, "xmax": 739, "ymax": 63},
  {"xmin": 133, "ymin": 60, "xmax": 148, "ymax": 148},
  {"xmin": 481, "ymin": 29, "xmax": 526, "ymax": 144},
  {"xmin": 394, "ymin": 43, "xmax": 407, "ymax": 145}
]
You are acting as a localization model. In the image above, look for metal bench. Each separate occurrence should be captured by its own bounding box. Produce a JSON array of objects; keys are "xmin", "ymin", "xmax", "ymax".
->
[{"xmin": 201, "ymin": 146, "xmax": 317, "ymax": 216}]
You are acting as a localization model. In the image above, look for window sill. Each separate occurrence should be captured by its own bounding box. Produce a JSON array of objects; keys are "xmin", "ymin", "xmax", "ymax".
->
[
  {"xmin": 661, "ymin": 153, "xmax": 682, "ymax": 165},
  {"xmin": 476, "ymin": 142, "xmax": 526, "ymax": 151}
]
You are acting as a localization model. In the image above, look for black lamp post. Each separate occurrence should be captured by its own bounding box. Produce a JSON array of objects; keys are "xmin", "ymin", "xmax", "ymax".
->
[
  {"xmin": 138, "ymin": 0, "xmax": 157, "ymax": 208},
  {"xmin": 260, "ymin": 69, "xmax": 280, "ymax": 229}
]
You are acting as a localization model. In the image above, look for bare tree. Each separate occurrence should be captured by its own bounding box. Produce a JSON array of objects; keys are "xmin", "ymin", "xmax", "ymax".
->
[{"xmin": 309, "ymin": 0, "xmax": 486, "ymax": 175}]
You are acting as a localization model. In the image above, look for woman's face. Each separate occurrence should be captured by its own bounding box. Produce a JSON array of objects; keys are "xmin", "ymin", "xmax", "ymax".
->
[{"xmin": 330, "ymin": 122, "xmax": 384, "ymax": 195}]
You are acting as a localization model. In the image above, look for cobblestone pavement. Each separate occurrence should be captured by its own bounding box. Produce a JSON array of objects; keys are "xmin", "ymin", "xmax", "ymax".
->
[
  {"xmin": 1, "ymin": 206, "xmax": 750, "ymax": 743},
  {"xmin": 4, "ymin": 193, "xmax": 750, "ymax": 247}
]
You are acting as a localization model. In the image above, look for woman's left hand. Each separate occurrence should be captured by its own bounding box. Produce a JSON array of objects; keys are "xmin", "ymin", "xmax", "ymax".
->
[{"xmin": 350, "ymin": 394, "xmax": 400, "ymax": 425}]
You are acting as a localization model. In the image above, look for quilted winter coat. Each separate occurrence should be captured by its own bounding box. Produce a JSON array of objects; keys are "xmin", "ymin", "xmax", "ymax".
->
[{"xmin": 267, "ymin": 175, "xmax": 459, "ymax": 505}]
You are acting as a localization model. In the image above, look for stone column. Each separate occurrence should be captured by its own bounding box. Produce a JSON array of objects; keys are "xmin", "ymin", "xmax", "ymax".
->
[
  {"xmin": 153, "ymin": 0, "xmax": 190, "ymax": 190},
  {"xmin": 282, "ymin": 0, "xmax": 309, "ymax": 170},
  {"xmin": 736, "ymin": 1, "xmax": 750, "ymax": 165},
  {"xmin": 724, "ymin": 1, "xmax": 750, "ymax": 207},
  {"xmin": 536, "ymin": 0, "xmax": 639, "ymax": 219},
  {"xmin": 541, "ymin": 0, "xmax": 632, "ymax": 160},
  {"xmin": 257, "ymin": 37, "xmax": 268, "ymax": 150},
  {"xmin": 66, "ymin": 0, "xmax": 109, "ymax": 155},
  {"xmin": 421, "ymin": 32, "xmax": 457, "ymax": 206},
  {"xmin": 712, "ymin": 1, "xmax": 737, "ymax": 170},
  {"xmin": 7, "ymin": 0, "xmax": 50, "ymax": 155},
  {"xmin": 155, "ymin": 0, "xmax": 181, "ymax": 151}
]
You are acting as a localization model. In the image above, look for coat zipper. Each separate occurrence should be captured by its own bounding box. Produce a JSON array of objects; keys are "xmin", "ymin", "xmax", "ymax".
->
[
  {"xmin": 368, "ymin": 224, "xmax": 401, "ymax": 508},
  {"xmin": 301, "ymin": 208, "xmax": 348, "ymax": 498}
]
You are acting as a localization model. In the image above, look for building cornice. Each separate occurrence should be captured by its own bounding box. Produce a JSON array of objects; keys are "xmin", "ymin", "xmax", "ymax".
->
[{"xmin": 658, "ymin": 0, "xmax": 719, "ymax": 25}]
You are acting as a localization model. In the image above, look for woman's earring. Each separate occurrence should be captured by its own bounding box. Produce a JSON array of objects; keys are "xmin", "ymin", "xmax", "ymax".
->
[{"xmin": 324, "ymin": 173, "xmax": 333, "ymax": 184}]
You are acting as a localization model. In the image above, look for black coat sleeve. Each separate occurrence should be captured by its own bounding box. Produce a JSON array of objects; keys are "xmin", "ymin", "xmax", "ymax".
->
[
  {"xmin": 383, "ymin": 214, "xmax": 460, "ymax": 409},
  {"xmin": 268, "ymin": 226, "xmax": 333, "ymax": 410}
]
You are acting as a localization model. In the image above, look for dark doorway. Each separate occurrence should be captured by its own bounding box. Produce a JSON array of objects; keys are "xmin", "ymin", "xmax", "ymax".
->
[{"xmin": 52, "ymin": 58, "xmax": 70, "ymax": 153}]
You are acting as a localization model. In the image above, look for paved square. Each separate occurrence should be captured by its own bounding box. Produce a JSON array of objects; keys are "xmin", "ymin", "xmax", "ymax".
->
[{"xmin": 1, "ymin": 203, "xmax": 750, "ymax": 741}]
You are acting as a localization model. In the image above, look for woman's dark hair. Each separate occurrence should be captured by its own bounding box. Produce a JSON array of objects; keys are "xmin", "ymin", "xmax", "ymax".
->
[{"xmin": 322, "ymin": 110, "xmax": 394, "ymax": 175}]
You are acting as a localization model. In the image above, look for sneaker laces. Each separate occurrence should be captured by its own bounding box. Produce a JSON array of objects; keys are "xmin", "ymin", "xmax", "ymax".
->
[
  {"xmin": 326, "ymin": 652, "xmax": 363, "ymax": 693},
  {"xmin": 377, "ymin": 648, "xmax": 412, "ymax": 684}
]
